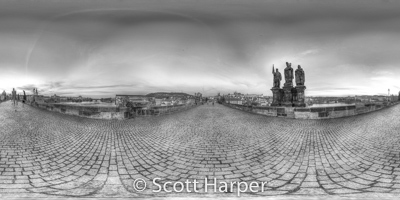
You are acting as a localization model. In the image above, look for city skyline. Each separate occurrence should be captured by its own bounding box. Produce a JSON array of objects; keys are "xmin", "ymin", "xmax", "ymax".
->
[{"xmin": 1, "ymin": 0, "xmax": 400, "ymax": 97}]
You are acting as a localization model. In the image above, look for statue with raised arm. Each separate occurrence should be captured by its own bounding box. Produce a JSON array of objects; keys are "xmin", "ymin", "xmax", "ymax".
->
[
  {"xmin": 295, "ymin": 65, "xmax": 305, "ymax": 86},
  {"xmin": 284, "ymin": 62, "xmax": 294, "ymax": 86},
  {"xmin": 272, "ymin": 65, "xmax": 282, "ymax": 88}
]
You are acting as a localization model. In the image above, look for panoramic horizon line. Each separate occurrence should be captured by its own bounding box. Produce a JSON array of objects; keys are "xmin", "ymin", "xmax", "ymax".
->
[{"xmin": 2, "ymin": 90, "xmax": 397, "ymax": 98}]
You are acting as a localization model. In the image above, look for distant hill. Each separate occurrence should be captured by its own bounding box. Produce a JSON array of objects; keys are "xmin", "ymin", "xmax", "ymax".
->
[{"xmin": 146, "ymin": 92, "xmax": 193, "ymax": 98}]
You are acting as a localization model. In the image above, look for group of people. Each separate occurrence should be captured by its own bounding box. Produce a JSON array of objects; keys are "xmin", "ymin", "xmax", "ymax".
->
[{"xmin": 10, "ymin": 88, "xmax": 30, "ymax": 109}]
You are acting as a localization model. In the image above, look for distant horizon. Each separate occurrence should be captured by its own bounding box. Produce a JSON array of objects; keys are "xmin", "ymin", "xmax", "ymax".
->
[
  {"xmin": 1, "ymin": 89, "xmax": 398, "ymax": 99},
  {"xmin": 1, "ymin": 0, "xmax": 400, "ymax": 96}
]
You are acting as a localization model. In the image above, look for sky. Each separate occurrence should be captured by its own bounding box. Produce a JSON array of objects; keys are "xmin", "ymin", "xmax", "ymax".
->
[{"xmin": 0, "ymin": 0, "xmax": 400, "ymax": 97}]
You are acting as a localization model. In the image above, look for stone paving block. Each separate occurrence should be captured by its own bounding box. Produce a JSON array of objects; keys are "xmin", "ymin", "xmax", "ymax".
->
[
  {"xmin": 1, "ymin": 101, "xmax": 400, "ymax": 197},
  {"xmin": 293, "ymin": 188, "xmax": 327, "ymax": 195}
]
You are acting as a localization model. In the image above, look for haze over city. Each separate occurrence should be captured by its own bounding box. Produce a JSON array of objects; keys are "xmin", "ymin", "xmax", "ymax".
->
[{"xmin": 0, "ymin": 0, "xmax": 400, "ymax": 97}]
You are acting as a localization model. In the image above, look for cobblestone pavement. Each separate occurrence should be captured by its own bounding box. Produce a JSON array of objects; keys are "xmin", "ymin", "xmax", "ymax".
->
[{"xmin": 1, "ymin": 101, "xmax": 400, "ymax": 198}]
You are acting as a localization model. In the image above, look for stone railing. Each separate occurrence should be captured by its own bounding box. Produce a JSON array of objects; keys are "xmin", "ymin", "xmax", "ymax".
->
[
  {"xmin": 125, "ymin": 104, "xmax": 197, "ymax": 118},
  {"xmin": 28, "ymin": 96, "xmax": 198, "ymax": 120},
  {"xmin": 31, "ymin": 102, "xmax": 128, "ymax": 120},
  {"xmin": 223, "ymin": 101, "xmax": 400, "ymax": 119}
]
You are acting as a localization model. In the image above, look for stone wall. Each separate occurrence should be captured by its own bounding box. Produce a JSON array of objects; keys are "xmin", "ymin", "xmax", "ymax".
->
[{"xmin": 223, "ymin": 101, "xmax": 400, "ymax": 119}]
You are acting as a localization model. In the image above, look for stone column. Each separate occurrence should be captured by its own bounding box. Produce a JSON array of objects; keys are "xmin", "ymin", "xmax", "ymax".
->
[
  {"xmin": 294, "ymin": 85, "xmax": 306, "ymax": 107},
  {"xmin": 271, "ymin": 87, "xmax": 282, "ymax": 107}
]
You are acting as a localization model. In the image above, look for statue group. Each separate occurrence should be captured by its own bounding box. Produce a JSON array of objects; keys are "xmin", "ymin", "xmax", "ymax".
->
[{"xmin": 271, "ymin": 62, "xmax": 306, "ymax": 107}]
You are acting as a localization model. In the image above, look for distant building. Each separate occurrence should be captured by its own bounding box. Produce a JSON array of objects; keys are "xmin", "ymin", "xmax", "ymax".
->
[
  {"xmin": 225, "ymin": 97, "xmax": 243, "ymax": 105},
  {"xmin": 161, "ymin": 100, "xmax": 173, "ymax": 106},
  {"xmin": 115, "ymin": 95, "xmax": 152, "ymax": 107},
  {"xmin": 155, "ymin": 98, "xmax": 163, "ymax": 106},
  {"xmin": 60, "ymin": 97, "xmax": 68, "ymax": 102},
  {"xmin": 99, "ymin": 98, "xmax": 113, "ymax": 103},
  {"xmin": 146, "ymin": 92, "xmax": 193, "ymax": 99}
]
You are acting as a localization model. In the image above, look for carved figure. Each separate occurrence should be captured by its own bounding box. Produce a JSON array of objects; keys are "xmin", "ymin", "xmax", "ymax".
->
[
  {"xmin": 272, "ymin": 65, "xmax": 282, "ymax": 88},
  {"xmin": 295, "ymin": 65, "xmax": 305, "ymax": 86},
  {"xmin": 284, "ymin": 62, "xmax": 294, "ymax": 85}
]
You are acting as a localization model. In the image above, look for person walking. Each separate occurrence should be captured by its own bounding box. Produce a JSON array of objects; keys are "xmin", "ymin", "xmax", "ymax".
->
[
  {"xmin": 12, "ymin": 88, "xmax": 16, "ymax": 105},
  {"xmin": 21, "ymin": 91, "xmax": 25, "ymax": 107},
  {"xmin": 12, "ymin": 88, "xmax": 17, "ymax": 111},
  {"xmin": 23, "ymin": 90, "xmax": 26, "ymax": 103}
]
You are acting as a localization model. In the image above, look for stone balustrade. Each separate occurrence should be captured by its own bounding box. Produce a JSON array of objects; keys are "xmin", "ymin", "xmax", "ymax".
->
[
  {"xmin": 27, "ymin": 98, "xmax": 197, "ymax": 120},
  {"xmin": 223, "ymin": 101, "xmax": 400, "ymax": 119}
]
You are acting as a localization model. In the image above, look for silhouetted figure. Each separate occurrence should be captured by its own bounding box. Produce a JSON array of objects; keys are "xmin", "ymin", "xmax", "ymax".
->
[
  {"xmin": 12, "ymin": 88, "xmax": 17, "ymax": 106},
  {"xmin": 23, "ymin": 90, "xmax": 26, "ymax": 102},
  {"xmin": 272, "ymin": 65, "xmax": 282, "ymax": 88}
]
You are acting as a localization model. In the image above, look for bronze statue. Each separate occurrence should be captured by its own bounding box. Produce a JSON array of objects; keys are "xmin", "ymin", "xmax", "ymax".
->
[
  {"xmin": 284, "ymin": 62, "xmax": 294, "ymax": 86},
  {"xmin": 272, "ymin": 65, "xmax": 282, "ymax": 88},
  {"xmin": 295, "ymin": 65, "xmax": 305, "ymax": 86}
]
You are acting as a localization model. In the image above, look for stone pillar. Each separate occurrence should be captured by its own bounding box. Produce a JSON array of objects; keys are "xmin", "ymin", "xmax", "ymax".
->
[
  {"xmin": 294, "ymin": 85, "xmax": 306, "ymax": 107},
  {"xmin": 282, "ymin": 86, "xmax": 294, "ymax": 107},
  {"xmin": 271, "ymin": 87, "xmax": 282, "ymax": 107}
]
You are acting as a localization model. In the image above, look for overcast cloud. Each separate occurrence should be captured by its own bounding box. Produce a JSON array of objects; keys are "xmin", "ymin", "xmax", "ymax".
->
[{"xmin": 0, "ymin": 0, "xmax": 400, "ymax": 97}]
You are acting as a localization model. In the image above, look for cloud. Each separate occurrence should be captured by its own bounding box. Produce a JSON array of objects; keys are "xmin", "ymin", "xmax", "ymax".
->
[
  {"xmin": 1, "ymin": 0, "xmax": 400, "ymax": 97},
  {"xmin": 300, "ymin": 49, "xmax": 319, "ymax": 57}
]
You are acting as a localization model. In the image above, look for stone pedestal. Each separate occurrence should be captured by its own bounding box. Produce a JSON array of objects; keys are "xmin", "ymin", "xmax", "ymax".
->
[
  {"xmin": 282, "ymin": 86, "xmax": 294, "ymax": 107},
  {"xmin": 271, "ymin": 87, "xmax": 283, "ymax": 106},
  {"xmin": 294, "ymin": 85, "xmax": 306, "ymax": 107}
]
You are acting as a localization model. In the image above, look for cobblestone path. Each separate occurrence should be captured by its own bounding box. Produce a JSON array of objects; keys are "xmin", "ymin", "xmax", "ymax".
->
[{"xmin": 1, "ymin": 101, "xmax": 400, "ymax": 198}]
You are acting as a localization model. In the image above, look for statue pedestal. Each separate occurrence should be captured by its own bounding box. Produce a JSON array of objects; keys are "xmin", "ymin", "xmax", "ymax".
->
[
  {"xmin": 271, "ymin": 87, "xmax": 283, "ymax": 106},
  {"xmin": 282, "ymin": 86, "xmax": 294, "ymax": 107},
  {"xmin": 294, "ymin": 85, "xmax": 306, "ymax": 107}
]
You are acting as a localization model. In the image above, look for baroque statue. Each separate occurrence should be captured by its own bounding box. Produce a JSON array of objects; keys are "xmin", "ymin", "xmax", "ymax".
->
[
  {"xmin": 284, "ymin": 62, "xmax": 294, "ymax": 86},
  {"xmin": 295, "ymin": 65, "xmax": 305, "ymax": 86},
  {"xmin": 272, "ymin": 65, "xmax": 282, "ymax": 88}
]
